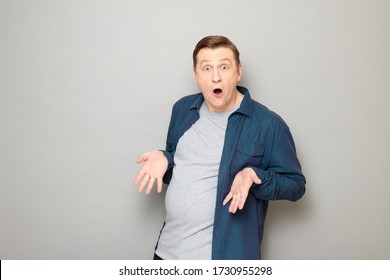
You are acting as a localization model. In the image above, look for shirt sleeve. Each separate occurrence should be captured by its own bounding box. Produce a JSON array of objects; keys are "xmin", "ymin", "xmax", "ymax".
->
[
  {"xmin": 162, "ymin": 149, "xmax": 174, "ymax": 185},
  {"xmin": 161, "ymin": 103, "xmax": 178, "ymax": 185},
  {"xmin": 250, "ymin": 117, "xmax": 306, "ymax": 202}
]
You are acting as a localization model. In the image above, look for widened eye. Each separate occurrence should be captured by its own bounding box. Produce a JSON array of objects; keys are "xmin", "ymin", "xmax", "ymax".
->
[
  {"xmin": 203, "ymin": 66, "xmax": 211, "ymax": 71},
  {"xmin": 221, "ymin": 64, "xmax": 229, "ymax": 70}
]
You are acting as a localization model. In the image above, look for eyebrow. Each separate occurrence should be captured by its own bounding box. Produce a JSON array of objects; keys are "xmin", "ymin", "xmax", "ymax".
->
[{"xmin": 199, "ymin": 58, "xmax": 232, "ymax": 65}]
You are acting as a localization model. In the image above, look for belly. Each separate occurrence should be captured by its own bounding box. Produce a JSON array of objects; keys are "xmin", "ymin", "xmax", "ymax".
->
[{"xmin": 164, "ymin": 169, "xmax": 217, "ymax": 228}]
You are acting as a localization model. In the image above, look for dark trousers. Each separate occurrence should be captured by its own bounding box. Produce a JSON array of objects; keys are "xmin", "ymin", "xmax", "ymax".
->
[{"xmin": 153, "ymin": 253, "xmax": 163, "ymax": 260}]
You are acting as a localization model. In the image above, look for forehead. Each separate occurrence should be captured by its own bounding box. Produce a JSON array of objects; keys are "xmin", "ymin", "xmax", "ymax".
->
[{"xmin": 196, "ymin": 47, "xmax": 235, "ymax": 64}]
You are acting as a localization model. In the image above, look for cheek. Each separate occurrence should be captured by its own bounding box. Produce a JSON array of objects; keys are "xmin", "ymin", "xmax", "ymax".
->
[
  {"xmin": 195, "ymin": 75, "xmax": 209, "ymax": 86},
  {"xmin": 194, "ymin": 79, "xmax": 209, "ymax": 93}
]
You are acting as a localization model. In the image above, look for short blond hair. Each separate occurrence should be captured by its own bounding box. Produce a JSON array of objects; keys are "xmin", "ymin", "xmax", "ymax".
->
[{"xmin": 192, "ymin": 35, "xmax": 240, "ymax": 67}]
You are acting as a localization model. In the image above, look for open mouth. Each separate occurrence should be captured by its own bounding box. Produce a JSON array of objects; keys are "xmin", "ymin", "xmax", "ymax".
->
[{"xmin": 213, "ymin": 88, "xmax": 223, "ymax": 95}]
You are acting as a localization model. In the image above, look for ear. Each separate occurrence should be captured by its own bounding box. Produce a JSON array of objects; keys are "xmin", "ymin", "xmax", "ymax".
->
[
  {"xmin": 192, "ymin": 66, "xmax": 197, "ymax": 81},
  {"xmin": 237, "ymin": 64, "xmax": 243, "ymax": 82}
]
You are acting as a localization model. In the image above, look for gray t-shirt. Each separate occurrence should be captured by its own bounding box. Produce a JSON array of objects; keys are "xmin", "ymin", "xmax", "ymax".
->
[{"xmin": 156, "ymin": 101, "xmax": 239, "ymax": 259}]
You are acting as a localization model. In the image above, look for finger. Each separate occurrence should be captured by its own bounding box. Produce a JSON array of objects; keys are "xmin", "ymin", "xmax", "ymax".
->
[
  {"xmin": 229, "ymin": 202, "xmax": 238, "ymax": 213},
  {"xmin": 238, "ymin": 191, "xmax": 249, "ymax": 210},
  {"xmin": 229, "ymin": 192, "xmax": 241, "ymax": 213},
  {"xmin": 224, "ymin": 178, "xmax": 239, "ymax": 206},
  {"xmin": 138, "ymin": 175, "xmax": 149, "ymax": 193},
  {"xmin": 157, "ymin": 178, "xmax": 163, "ymax": 193},
  {"xmin": 134, "ymin": 170, "xmax": 145, "ymax": 186},
  {"xmin": 145, "ymin": 177, "xmax": 155, "ymax": 195},
  {"xmin": 223, "ymin": 192, "xmax": 233, "ymax": 206}
]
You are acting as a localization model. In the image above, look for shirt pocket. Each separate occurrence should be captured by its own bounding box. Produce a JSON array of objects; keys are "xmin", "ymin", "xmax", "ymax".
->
[{"xmin": 231, "ymin": 142, "xmax": 264, "ymax": 172}]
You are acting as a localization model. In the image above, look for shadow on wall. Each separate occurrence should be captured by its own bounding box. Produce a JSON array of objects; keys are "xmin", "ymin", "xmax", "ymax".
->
[{"xmin": 261, "ymin": 194, "xmax": 312, "ymax": 259}]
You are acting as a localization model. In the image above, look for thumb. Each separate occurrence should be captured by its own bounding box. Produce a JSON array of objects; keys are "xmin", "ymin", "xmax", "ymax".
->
[
  {"xmin": 136, "ymin": 152, "xmax": 149, "ymax": 163},
  {"xmin": 251, "ymin": 172, "xmax": 262, "ymax": 185}
]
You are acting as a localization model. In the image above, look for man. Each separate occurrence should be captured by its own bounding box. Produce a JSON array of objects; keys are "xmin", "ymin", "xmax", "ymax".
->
[{"xmin": 134, "ymin": 35, "xmax": 306, "ymax": 260}]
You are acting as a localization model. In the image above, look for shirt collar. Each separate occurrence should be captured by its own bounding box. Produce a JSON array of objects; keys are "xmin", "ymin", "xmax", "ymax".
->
[
  {"xmin": 190, "ymin": 94, "xmax": 204, "ymax": 111},
  {"xmin": 236, "ymin": 86, "xmax": 253, "ymax": 117},
  {"xmin": 190, "ymin": 86, "xmax": 253, "ymax": 118}
]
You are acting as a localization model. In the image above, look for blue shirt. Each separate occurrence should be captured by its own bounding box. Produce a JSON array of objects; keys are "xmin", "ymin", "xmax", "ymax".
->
[{"xmin": 160, "ymin": 86, "xmax": 306, "ymax": 259}]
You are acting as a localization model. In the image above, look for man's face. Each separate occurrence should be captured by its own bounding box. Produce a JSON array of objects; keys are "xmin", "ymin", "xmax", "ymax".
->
[{"xmin": 193, "ymin": 47, "xmax": 242, "ymax": 112}]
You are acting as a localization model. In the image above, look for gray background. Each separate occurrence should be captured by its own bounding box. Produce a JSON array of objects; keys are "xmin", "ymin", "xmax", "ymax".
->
[{"xmin": 1, "ymin": 0, "xmax": 389, "ymax": 259}]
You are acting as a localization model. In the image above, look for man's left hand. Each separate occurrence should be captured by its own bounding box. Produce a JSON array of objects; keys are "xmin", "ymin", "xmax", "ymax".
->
[{"xmin": 222, "ymin": 167, "xmax": 262, "ymax": 213}]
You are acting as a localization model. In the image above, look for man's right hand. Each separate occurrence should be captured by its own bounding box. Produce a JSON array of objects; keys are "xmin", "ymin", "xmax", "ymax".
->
[{"xmin": 134, "ymin": 150, "xmax": 168, "ymax": 194}]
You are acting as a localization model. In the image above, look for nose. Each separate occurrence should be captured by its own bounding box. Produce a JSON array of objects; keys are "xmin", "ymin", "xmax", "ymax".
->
[{"xmin": 212, "ymin": 69, "xmax": 221, "ymax": 83}]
